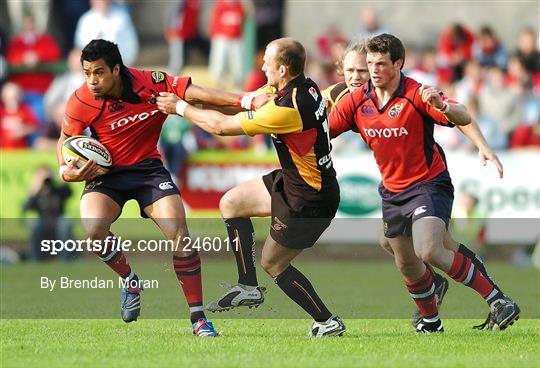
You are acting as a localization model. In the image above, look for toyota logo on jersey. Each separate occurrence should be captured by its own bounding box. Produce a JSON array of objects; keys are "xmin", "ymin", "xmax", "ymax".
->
[{"xmin": 110, "ymin": 110, "xmax": 160, "ymax": 130}]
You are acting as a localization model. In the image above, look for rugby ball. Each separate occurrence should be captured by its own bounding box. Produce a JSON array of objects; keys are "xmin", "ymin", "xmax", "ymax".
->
[{"xmin": 62, "ymin": 136, "xmax": 112, "ymax": 175}]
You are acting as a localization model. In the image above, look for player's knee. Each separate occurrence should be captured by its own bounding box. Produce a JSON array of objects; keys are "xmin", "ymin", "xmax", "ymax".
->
[
  {"xmin": 415, "ymin": 246, "xmax": 439, "ymax": 265},
  {"xmin": 219, "ymin": 191, "xmax": 239, "ymax": 218}
]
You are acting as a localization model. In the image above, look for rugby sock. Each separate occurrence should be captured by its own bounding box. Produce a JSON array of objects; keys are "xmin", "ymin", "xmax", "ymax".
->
[
  {"xmin": 224, "ymin": 218, "xmax": 258, "ymax": 287},
  {"xmin": 458, "ymin": 243, "xmax": 503, "ymax": 294},
  {"xmin": 447, "ymin": 251, "xmax": 503, "ymax": 305},
  {"xmin": 274, "ymin": 265, "xmax": 332, "ymax": 322},
  {"xmin": 425, "ymin": 262, "xmax": 445, "ymax": 288},
  {"xmin": 173, "ymin": 252, "xmax": 205, "ymax": 323},
  {"xmin": 405, "ymin": 267, "xmax": 439, "ymax": 319},
  {"xmin": 91, "ymin": 233, "xmax": 132, "ymax": 279}
]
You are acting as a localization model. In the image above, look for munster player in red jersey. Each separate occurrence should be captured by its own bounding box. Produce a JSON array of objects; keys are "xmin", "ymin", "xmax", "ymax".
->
[
  {"xmin": 56, "ymin": 39, "xmax": 266, "ymax": 336},
  {"xmin": 329, "ymin": 34, "xmax": 519, "ymax": 332}
]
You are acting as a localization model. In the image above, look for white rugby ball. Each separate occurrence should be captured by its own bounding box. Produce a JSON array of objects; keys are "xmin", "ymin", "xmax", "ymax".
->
[{"xmin": 62, "ymin": 135, "xmax": 112, "ymax": 175}]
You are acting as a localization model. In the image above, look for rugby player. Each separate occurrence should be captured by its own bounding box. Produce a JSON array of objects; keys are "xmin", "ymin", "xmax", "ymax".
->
[
  {"xmin": 325, "ymin": 40, "xmax": 507, "ymax": 328},
  {"xmin": 157, "ymin": 38, "xmax": 345, "ymax": 337},
  {"xmin": 329, "ymin": 33, "xmax": 520, "ymax": 332},
  {"xmin": 57, "ymin": 39, "xmax": 268, "ymax": 336}
]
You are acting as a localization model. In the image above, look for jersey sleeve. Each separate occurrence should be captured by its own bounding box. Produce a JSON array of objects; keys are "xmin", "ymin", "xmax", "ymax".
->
[
  {"xmin": 329, "ymin": 91, "xmax": 357, "ymax": 138},
  {"xmin": 62, "ymin": 93, "xmax": 91, "ymax": 136},
  {"xmin": 237, "ymin": 101, "xmax": 302, "ymax": 136},
  {"xmin": 146, "ymin": 70, "xmax": 191, "ymax": 99},
  {"xmin": 167, "ymin": 74, "xmax": 191, "ymax": 99}
]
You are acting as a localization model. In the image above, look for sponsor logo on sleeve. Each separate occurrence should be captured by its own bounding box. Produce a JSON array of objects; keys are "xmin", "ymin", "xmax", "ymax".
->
[{"xmin": 151, "ymin": 71, "xmax": 165, "ymax": 84}]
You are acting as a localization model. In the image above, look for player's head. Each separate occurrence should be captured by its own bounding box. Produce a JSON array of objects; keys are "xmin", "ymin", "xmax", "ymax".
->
[
  {"xmin": 365, "ymin": 33, "xmax": 405, "ymax": 89},
  {"xmin": 81, "ymin": 39, "xmax": 124, "ymax": 97},
  {"xmin": 337, "ymin": 40, "xmax": 369, "ymax": 92},
  {"xmin": 263, "ymin": 38, "xmax": 306, "ymax": 87}
]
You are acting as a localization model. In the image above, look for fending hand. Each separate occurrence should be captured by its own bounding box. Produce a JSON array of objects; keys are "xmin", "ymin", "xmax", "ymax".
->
[{"xmin": 156, "ymin": 92, "xmax": 181, "ymax": 115}]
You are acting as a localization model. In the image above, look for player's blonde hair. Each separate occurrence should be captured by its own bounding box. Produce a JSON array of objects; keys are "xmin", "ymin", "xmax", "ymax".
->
[{"xmin": 336, "ymin": 39, "xmax": 367, "ymax": 76}]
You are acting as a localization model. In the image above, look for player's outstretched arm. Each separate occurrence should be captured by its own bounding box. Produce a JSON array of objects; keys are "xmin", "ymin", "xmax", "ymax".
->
[
  {"xmin": 157, "ymin": 92, "xmax": 244, "ymax": 136},
  {"xmin": 457, "ymin": 120, "xmax": 504, "ymax": 178},
  {"xmin": 183, "ymin": 84, "xmax": 274, "ymax": 111},
  {"xmin": 419, "ymin": 85, "xmax": 471, "ymax": 126}
]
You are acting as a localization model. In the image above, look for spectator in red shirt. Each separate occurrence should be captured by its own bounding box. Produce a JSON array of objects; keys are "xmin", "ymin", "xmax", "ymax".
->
[
  {"xmin": 164, "ymin": 0, "xmax": 209, "ymax": 74},
  {"xmin": 437, "ymin": 23, "xmax": 475, "ymax": 84},
  {"xmin": 6, "ymin": 14, "xmax": 62, "ymax": 124},
  {"xmin": 0, "ymin": 82, "xmax": 39, "ymax": 149},
  {"xmin": 208, "ymin": 0, "xmax": 245, "ymax": 88},
  {"xmin": 510, "ymin": 119, "xmax": 540, "ymax": 149}
]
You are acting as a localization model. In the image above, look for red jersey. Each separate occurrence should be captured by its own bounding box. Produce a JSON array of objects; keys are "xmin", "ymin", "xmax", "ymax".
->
[
  {"xmin": 63, "ymin": 68, "xmax": 190, "ymax": 166},
  {"xmin": 7, "ymin": 33, "xmax": 62, "ymax": 93},
  {"xmin": 329, "ymin": 75, "xmax": 454, "ymax": 192},
  {"xmin": 209, "ymin": 0, "xmax": 244, "ymax": 39},
  {"xmin": 0, "ymin": 103, "xmax": 39, "ymax": 149}
]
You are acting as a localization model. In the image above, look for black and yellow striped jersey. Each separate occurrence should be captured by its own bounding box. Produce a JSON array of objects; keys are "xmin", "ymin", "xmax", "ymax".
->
[
  {"xmin": 321, "ymin": 81, "xmax": 349, "ymax": 112},
  {"xmin": 237, "ymin": 74, "xmax": 338, "ymax": 207}
]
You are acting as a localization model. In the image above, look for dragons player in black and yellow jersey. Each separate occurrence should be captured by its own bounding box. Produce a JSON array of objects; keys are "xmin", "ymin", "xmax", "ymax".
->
[{"xmin": 157, "ymin": 38, "xmax": 345, "ymax": 337}]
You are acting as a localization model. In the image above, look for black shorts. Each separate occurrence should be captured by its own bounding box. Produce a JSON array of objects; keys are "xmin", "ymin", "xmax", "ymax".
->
[
  {"xmin": 82, "ymin": 158, "xmax": 179, "ymax": 218},
  {"xmin": 379, "ymin": 170, "xmax": 454, "ymax": 238},
  {"xmin": 262, "ymin": 169, "xmax": 339, "ymax": 249}
]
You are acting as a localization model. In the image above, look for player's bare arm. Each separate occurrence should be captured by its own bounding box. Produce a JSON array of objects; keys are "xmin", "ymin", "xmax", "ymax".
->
[
  {"xmin": 56, "ymin": 131, "xmax": 101, "ymax": 182},
  {"xmin": 419, "ymin": 84, "xmax": 471, "ymax": 126},
  {"xmin": 156, "ymin": 92, "xmax": 244, "ymax": 136},
  {"xmin": 183, "ymin": 84, "xmax": 275, "ymax": 111},
  {"xmin": 457, "ymin": 120, "xmax": 504, "ymax": 178}
]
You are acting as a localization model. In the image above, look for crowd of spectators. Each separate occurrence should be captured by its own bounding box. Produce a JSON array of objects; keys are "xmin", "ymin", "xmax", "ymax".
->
[
  {"xmin": 312, "ymin": 12, "xmax": 539, "ymax": 153},
  {"xmin": 1, "ymin": 2, "xmax": 538, "ymax": 166}
]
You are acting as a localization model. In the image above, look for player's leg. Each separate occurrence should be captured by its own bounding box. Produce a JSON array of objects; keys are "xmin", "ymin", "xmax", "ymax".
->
[
  {"xmin": 260, "ymin": 237, "xmax": 345, "ymax": 337},
  {"xmin": 80, "ymin": 192, "xmax": 131, "ymax": 278},
  {"xmin": 220, "ymin": 178, "xmax": 271, "ymax": 286},
  {"xmin": 443, "ymin": 230, "xmax": 505, "ymax": 299},
  {"xmin": 143, "ymin": 194, "xmax": 216, "ymax": 335},
  {"xmin": 81, "ymin": 192, "xmax": 141, "ymax": 322},
  {"xmin": 412, "ymin": 217, "xmax": 519, "ymax": 330},
  {"xmin": 388, "ymin": 234, "xmax": 443, "ymax": 333},
  {"xmin": 205, "ymin": 178, "xmax": 270, "ymax": 312},
  {"xmin": 379, "ymin": 223, "xmax": 450, "ymax": 327}
]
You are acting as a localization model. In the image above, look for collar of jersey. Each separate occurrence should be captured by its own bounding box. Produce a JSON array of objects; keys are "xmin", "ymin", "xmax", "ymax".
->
[
  {"xmin": 277, "ymin": 73, "xmax": 306, "ymax": 98},
  {"xmin": 364, "ymin": 72, "xmax": 406, "ymax": 112}
]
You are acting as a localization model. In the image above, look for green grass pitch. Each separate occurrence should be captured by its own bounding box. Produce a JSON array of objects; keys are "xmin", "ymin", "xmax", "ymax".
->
[{"xmin": 1, "ymin": 259, "xmax": 539, "ymax": 367}]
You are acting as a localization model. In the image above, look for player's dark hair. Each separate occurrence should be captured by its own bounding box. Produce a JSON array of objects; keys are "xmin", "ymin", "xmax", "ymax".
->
[
  {"xmin": 269, "ymin": 38, "xmax": 306, "ymax": 77},
  {"xmin": 81, "ymin": 39, "xmax": 125, "ymax": 72},
  {"xmin": 366, "ymin": 33, "xmax": 406, "ymax": 69},
  {"xmin": 336, "ymin": 39, "xmax": 366, "ymax": 76}
]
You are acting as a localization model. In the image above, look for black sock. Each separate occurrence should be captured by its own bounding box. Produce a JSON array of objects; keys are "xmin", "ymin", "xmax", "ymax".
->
[
  {"xmin": 224, "ymin": 218, "xmax": 258, "ymax": 287},
  {"xmin": 274, "ymin": 265, "xmax": 332, "ymax": 322},
  {"xmin": 458, "ymin": 243, "xmax": 503, "ymax": 294}
]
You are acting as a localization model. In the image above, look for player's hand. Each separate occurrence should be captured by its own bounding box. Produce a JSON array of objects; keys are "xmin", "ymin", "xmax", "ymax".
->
[
  {"xmin": 419, "ymin": 84, "xmax": 444, "ymax": 110},
  {"xmin": 478, "ymin": 146, "xmax": 504, "ymax": 178},
  {"xmin": 252, "ymin": 93, "xmax": 276, "ymax": 110},
  {"xmin": 62, "ymin": 158, "xmax": 101, "ymax": 182},
  {"xmin": 156, "ymin": 92, "xmax": 181, "ymax": 115}
]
